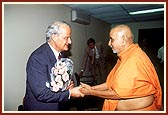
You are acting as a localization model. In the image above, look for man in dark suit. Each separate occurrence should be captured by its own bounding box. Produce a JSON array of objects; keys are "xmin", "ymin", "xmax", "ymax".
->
[
  {"xmin": 23, "ymin": 21, "xmax": 83, "ymax": 111},
  {"xmin": 79, "ymin": 38, "xmax": 106, "ymax": 84}
]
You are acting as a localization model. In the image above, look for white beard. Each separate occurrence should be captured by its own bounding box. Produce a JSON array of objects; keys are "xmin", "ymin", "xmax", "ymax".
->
[
  {"xmin": 112, "ymin": 50, "xmax": 117, "ymax": 54},
  {"xmin": 109, "ymin": 45, "xmax": 118, "ymax": 54}
]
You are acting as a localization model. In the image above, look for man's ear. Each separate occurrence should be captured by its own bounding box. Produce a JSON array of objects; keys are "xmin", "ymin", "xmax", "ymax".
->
[
  {"xmin": 122, "ymin": 35, "xmax": 126, "ymax": 46},
  {"xmin": 51, "ymin": 34, "xmax": 58, "ymax": 42}
]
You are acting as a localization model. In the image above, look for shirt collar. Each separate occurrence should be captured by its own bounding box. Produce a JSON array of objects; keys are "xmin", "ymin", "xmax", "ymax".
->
[{"xmin": 48, "ymin": 42, "xmax": 60, "ymax": 60}]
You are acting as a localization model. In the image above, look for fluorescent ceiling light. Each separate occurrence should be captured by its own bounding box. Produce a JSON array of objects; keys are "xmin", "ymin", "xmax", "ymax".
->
[{"xmin": 129, "ymin": 8, "xmax": 164, "ymax": 15}]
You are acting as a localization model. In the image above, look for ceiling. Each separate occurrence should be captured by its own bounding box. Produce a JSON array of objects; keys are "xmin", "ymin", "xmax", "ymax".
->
[{"xmin": 64, "ymin": 3, "xmax": 164, "ymax": 24}]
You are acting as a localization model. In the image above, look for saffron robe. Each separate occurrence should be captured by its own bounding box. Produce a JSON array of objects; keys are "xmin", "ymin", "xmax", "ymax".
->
[{"xmin": 102, "ymin": 44, "xmax": 162, "ymax": 111}]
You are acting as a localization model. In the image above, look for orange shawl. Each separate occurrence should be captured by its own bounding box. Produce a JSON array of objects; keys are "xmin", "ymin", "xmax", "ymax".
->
[{"xmin": 102, "ymin": 44, "xmax": 162, "ymax": 111}]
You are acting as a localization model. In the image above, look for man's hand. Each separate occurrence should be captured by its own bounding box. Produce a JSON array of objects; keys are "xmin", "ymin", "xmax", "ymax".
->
[
  {"xmin": 70, "ymin": 86, "xmax": 84, "ymax": 97},
  {"xmin": 66, "ymin": 81, "xmax": 74, "ymax": 90},
  {"xmin": 79, "ymin": 82, "xmax": 92, "ymax": 95}
]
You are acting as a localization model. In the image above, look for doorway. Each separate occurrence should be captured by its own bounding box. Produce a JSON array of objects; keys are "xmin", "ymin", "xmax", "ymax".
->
[{"xmin": 138, "ymin": 28, "xmax": 164, "ymax": 65}]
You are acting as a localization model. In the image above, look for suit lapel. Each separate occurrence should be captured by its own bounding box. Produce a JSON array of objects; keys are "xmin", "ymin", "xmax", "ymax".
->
[{"xmin": 43, "ymin": 43, "xmax": 57, "ymax": 66}]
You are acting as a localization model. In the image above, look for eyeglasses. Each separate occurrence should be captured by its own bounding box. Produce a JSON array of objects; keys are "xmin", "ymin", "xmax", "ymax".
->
[
  {"xmin": 62, "ymin": 36, "xmax": 71, "ymax": 41},
  {"xmin": 54, "ymin": 33, "xmax": 71, "ymax": 41}
]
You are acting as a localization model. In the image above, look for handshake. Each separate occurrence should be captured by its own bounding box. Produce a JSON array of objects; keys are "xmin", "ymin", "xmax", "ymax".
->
[{"xmin": 69, "ymin": 82, "xmax": 92, "ymax": 98}]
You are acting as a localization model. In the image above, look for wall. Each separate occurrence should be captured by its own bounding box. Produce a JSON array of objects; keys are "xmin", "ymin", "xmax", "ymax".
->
[{"xmin": 3, "ymin": 4, "xmax": 110, "ymax": 111}]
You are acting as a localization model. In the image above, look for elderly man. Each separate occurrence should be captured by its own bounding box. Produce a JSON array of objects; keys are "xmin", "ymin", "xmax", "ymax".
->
[
  {"xmin": 80, "ymin": 24, "xmax": 162, "ymax": 111},
  {"xmin": 23, "ymin": 21, "xmax": 83, "ymax": 111}
]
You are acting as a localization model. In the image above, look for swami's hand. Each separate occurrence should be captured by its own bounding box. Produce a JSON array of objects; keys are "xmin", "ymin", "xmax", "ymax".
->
[
  {"xmin": 70, "ymin": 86, "xmax": 84, "ymax": 97},
  {"xmin": 79, "ymin": 82, "xmax": 92, "ymax": 95}
]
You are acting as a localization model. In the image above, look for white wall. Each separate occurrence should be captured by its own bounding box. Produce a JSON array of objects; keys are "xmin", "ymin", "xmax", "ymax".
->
[
  {"xmin": 3, "ymin": 3, "xmax": 164, "ymax": 111},
  {"xmin": 3, "ymin": 4, "xmax": 110, "ymax": 111}
]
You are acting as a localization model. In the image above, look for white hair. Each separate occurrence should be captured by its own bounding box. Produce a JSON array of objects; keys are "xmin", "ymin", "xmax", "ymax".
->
[{"xmin": 45, "ymin": 21, "xmax": 70, "ymax": 41}]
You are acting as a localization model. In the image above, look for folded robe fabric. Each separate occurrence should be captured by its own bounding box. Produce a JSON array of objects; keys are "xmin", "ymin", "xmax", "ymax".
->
[{"xmin": 102, "ymin": 44, "xmax": 162, "ymax": 111}]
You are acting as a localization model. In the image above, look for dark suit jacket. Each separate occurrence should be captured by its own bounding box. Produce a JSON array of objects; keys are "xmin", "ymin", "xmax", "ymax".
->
[
  {"xmin": 81, "ymin": 42, "xmax": 105, "ymax": 71},
  {"xmin": 23, "ymin": 43, "xmax": 69, "ymax": 111}
]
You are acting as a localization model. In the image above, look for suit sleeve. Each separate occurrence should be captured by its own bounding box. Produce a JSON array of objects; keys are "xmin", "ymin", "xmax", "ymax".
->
[{"xmin": 26, "ymin": 55, "xmax": 69, "ymax": 103}]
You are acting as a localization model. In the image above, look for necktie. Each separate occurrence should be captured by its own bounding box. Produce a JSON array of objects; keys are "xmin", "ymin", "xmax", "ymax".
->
[{"xmin": 58, "ymin": 53, "xmax": 62, "ymax": 60}]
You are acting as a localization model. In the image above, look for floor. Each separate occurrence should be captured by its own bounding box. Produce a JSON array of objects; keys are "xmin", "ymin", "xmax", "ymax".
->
[{"xmin": 62, "ymin": 95, "xmax": 104, "ymax": 111}]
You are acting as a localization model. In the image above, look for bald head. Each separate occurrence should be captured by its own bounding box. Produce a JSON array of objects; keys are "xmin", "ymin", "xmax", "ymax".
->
[
  {"xmin": 108, "ymin": 24, "xmax": 134, "ymax": 54},
  {"xmin": 110, "ymin": 24, "xmax": 134, "ymax": 44}
]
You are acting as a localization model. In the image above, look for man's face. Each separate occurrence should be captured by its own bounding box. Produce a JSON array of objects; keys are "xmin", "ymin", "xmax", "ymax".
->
[
  {"xmin": 52, "ymin": 26, "xmax": 71, "ymax": 52},
  {"xmin": 108, "ymin": 30, "xmax": 124, "ymax": 54},
  {"xmin": 88, "ymin": 43, "xmax": 95, "ymax": 49}
]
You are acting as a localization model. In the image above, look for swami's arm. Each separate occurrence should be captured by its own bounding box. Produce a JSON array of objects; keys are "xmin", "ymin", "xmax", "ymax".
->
[
  {"xmin": 91, "ymin": 83, "xmax": 108, "ymax": 90},
  {"xmin": 81, "ymin": 83, "xmax": 155, "ymax": 110},
  {"xmin": 80, "ymin": 83, "xmax": 120, "ymax": 99}
]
